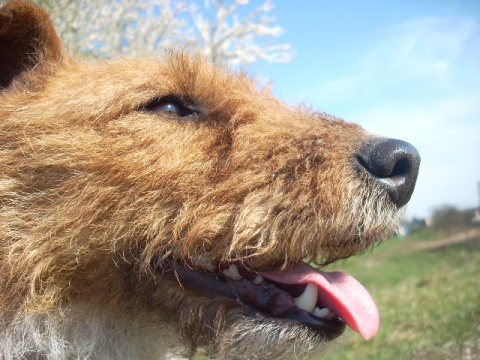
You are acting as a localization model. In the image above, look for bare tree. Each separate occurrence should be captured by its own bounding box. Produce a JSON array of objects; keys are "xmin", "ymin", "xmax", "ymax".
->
[
  {"xmin": 29, "ymin": 0, "xmax": 292, "ymax": 66},
  {"xmin": 188, "ymin": 0, "xmax": 292, "ymax": 65},
  {"xmin": 431, "ymin": 205, "xmax": 473, "ymax": 235}
]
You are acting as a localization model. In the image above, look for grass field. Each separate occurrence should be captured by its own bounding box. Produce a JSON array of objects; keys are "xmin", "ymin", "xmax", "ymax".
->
[{"xmin": 321, "ymin": 228, "xmax": 480, "ymax": 360}]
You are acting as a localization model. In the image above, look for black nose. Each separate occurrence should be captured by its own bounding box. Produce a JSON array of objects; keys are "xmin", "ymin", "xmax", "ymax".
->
[{"xmin": 356, "ymin": 138, "xmax": 420, "ymax": 208}]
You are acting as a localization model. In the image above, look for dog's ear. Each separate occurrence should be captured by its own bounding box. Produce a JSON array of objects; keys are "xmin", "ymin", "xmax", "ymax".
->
[{"xmin": 0, "ymin": 0, "xmax": 66, "ymax": 90}]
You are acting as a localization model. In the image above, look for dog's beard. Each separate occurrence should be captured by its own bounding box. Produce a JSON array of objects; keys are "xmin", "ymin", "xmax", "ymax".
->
[{"xmin": 214, "ymin": 316, "xmax": 331, "ymax": 360}]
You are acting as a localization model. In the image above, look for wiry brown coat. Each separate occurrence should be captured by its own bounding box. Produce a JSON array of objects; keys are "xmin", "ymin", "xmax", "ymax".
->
[{"xmin": 0, "ymin": 2, "xmax": 417, "ymax": 359}]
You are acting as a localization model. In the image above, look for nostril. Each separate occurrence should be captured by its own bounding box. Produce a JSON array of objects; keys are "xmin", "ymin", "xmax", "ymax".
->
[
  {"xmin": 390, "ymin": 158, "xmax": 411, "ymax": 178},
  {"xmin": 357, "ymin": 138, "xmax": 420, "ymax": 208}
]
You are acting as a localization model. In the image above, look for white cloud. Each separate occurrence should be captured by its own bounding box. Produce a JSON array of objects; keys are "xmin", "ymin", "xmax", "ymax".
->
[
  {"xmin": 367, "ymin": 17, "xmax": 478, "ymax": 77},
  {"xmin": 316, "ymin": 16, "xmax": 480, "ymax": 105}
]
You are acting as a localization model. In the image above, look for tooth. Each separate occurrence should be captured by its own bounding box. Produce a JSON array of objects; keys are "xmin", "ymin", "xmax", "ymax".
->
[
  {"xmin": 252, "ymin": 275, "xmax": 264, "ymax": 285},
  {"xmin": 326, "ymin": 310, "xmax": 337, "ymax": 320},
  {"xmin": 222, "ymin": 264, "xmax": 243, "ymax": 280},
  {"xmin": 293, "ymin": 283, "xmax": 318, "ymax": 313},
  {"xmin": 314, "ymin": 307, "xmax": 330, "ymax": 318}
]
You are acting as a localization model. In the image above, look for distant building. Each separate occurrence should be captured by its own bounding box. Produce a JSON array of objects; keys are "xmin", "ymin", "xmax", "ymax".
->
[
  {"xmin": 397, "ymin": 217, "xmax": 427, "ymax": 236},
  {"xmin": 472, "ymin": 208, "xmax": 480, "ymax": 225}
]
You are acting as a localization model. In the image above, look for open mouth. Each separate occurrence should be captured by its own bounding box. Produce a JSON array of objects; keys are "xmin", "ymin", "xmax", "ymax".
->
[{"xmin": 163, "ymin": 256, "xmax": 379, "ymax": 341}]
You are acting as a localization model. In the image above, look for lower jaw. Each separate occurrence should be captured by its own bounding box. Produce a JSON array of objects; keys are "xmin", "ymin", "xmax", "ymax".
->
[
  {"xmin": 242, "ymin": 305, "xmax": 346, "ymax": 342},
  {"xmin": 204, "ymin": 310, "xmax": 341, "ymax": 360}
]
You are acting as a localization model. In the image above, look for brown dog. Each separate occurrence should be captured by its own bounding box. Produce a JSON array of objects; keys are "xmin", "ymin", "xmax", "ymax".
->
[{"xmin": 0, "ymin": 1, "xmax": 420, "ymax": 359}]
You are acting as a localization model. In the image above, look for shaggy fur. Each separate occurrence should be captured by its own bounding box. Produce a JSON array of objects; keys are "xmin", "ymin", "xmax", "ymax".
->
[{"xmin": 0, "ymin": 2, "xmax": 419, "ymax": 359}]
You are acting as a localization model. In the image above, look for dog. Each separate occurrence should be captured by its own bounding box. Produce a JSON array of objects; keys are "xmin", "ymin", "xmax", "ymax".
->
[{"xmin": 0, "ymin": 1, "xmax": 420, "ymax": 359}]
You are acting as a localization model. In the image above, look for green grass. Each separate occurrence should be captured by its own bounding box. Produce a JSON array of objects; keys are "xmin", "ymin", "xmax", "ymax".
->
[{"xmin": 321, "ymin": 229, "xmax": 480, "ymax": 360}]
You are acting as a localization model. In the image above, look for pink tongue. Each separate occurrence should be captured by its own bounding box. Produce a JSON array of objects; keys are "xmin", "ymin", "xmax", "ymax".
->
[{"xmin": 261, "ymin": 262, "xmax": 379, "ymax": 340}]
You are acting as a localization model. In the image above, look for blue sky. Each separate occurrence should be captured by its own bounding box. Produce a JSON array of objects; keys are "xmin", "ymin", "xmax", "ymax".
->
[{"xmin": 249, "ymin": 0, "xmax": 480, "ymax": 219}]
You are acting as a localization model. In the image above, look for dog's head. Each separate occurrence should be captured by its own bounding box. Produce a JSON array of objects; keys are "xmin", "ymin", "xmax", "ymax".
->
[{"xmin": 0, "ymin": 2, "xmax": 420, "ymax": 359}]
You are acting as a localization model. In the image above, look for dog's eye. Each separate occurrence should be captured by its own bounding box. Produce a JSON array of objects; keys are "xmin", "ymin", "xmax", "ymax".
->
[{"xmin": 141, "ymin": 96, "xmax": 199, "ymax": 120}]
